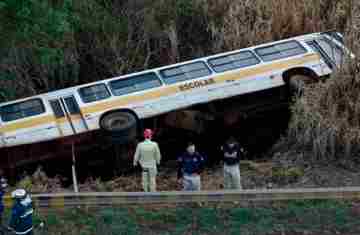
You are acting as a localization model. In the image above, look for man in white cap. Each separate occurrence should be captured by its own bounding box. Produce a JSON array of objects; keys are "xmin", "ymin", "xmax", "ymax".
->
[
  {"xmin": 8, "ymin": 189, "xmax": 33, "ymax": 235},
  {"xmin": 133, "ymin": 129, "xmax": 162, "ymax": 192}
]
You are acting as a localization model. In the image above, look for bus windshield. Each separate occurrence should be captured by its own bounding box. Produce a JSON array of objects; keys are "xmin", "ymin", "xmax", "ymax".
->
[{"xmin": 316, "ymin": 37, "xmax": 345, "ymax": 67}]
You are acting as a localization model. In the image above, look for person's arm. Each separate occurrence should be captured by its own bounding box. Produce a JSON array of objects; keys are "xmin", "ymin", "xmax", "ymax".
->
[
  {"xmin": 155, "ymin": 143, "xmax": 161, "ymax": 165},
  {"xmin": 0, "ymin": 190, "xmax": 3, "ymax": 212},
  {"xmin": 9, "ymin": 205, "xmax": 19, "ymax": 230},
  {"xmin": 237, "ymin": 143, "xmax": 245, "ymax": 159},
  {"xmin": 220, "ymin": 145, "xmax": 225, "ymax": 162},
  {"xmin": 177, "ymin": 156, "xmax": 183, "ymax": 179},
  {"xmin": 133, "ymin": 143, "xmax": 141, "ymax": 166},
  {"xmin": 198, "ymin": 154, "xmax": 206, "ymax": 174}
]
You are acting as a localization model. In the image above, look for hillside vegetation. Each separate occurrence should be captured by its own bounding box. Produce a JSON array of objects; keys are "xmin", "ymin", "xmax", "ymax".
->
[{"xmin": 0, "ymin": 0, "xmax": 356, "ymax": 101}]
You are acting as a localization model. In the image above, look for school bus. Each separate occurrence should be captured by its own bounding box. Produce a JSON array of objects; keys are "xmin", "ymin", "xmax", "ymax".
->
[{"xmin": 0, "ymin": 31, "xmax": 351, "ymax": 148}]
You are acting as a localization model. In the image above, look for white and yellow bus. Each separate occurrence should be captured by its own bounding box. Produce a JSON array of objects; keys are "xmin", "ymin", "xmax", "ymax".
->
[{"xmin": 0, "ymin": 31, "xmax": 351, "ymax": 148}]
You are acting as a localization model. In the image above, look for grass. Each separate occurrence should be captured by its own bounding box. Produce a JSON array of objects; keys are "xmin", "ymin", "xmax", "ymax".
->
[{"xmin": 1, "ymin": 200, "xmax": 357, "ymax": 235}]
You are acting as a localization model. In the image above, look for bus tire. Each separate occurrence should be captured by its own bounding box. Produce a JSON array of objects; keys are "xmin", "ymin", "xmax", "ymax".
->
[
  {"xmin": 100, "ymin": 111, "xmax": 138, "ymax": 143},
  {"xmin": 107, "ymin": 127, "xmax": 137, "ymax": 143},
  {"xmin": 288, "ymin": 75, "xmax": 313, "ymax": 96}
]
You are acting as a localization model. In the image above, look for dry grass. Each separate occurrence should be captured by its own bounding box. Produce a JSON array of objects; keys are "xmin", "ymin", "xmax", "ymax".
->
[
  {"xmin": 201, "ymin": 0, "xmax": 360, "ymax": 162},
  {"xmin": 202, "ymin": 0, "xmax": 353, "ymax": 52},
  {"xmin": 277, "ymin": 30, "xmax": 360, "ymax": 162}
]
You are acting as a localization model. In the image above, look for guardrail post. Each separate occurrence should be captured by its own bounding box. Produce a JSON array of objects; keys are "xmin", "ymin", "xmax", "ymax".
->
[{"xmin": 72, "ymin": 142, "xmax": 79, "ymax": 193}]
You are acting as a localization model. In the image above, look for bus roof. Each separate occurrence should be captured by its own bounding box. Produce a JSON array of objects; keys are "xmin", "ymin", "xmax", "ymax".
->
[{"xmin": 0, "ymin": 31, "xmax": 327, "ymax": 107}]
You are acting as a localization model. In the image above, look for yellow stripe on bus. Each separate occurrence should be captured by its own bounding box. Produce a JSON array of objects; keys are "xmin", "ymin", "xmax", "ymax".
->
[
  {"xmin": 0, "ymin": 115, "xmax": 85, "ymax": 133},
  {"xmin": 0, "ymin": 115, "xmax": 55, "ymax": 133},
  {"xmin": 81, "ymin": 53, "xmax": 320, "ymax": 114},
  {"xmin": 0, "ymin": 53, "xmax": 320, "ymax": 134}
]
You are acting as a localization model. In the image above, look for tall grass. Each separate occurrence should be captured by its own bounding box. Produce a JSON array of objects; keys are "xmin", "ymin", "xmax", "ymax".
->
[{"xmin": 278, "ymin": 30, "xmax": 360, "ymax": 161}]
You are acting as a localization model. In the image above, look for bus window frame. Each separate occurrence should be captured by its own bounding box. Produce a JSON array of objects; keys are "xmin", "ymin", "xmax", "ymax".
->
[
  {"xmin": 109, "ymin": 72, "xmax": 163, "ymax": 97},
  {"xmin": 78, "ymin": 83, "xmax": 112, "ymax": 104},
  {"xmin": 0, "ymin": 98, "xmax": 46, "ymax": 122},
  {"xmin": 207, "ymin": 50, "xmax": 261, "ymax": 73},
  {"xmin": 159, "ymin": 61, "xmax": 212, "ymax": 85},
  {"xmin": 254, "ymin": 40, "xmax": 308, "ymax": 62}
]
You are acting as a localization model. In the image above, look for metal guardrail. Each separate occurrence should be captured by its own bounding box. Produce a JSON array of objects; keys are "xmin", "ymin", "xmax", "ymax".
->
[{"xmin": 3, "ymin": 187, "xmax": 360, "ymax": 210}]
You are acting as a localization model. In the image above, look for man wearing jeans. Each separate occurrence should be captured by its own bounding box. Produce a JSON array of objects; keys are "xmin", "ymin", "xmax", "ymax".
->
[
  {"xmin": 133, "ymin": 129, "xmax": 161, "ymax": 192},
  {"xmin": 177, "ymin": 142, "xmax": 206, "ymax": 191}
]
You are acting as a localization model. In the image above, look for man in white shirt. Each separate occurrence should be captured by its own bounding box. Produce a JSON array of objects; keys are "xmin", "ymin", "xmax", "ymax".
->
[{"xmin": 133, "ymin": 129, "xmax": 161, "ymax": 192}]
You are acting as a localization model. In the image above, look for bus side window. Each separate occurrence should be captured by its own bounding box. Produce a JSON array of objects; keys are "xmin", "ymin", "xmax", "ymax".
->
[
  {"xmin": 208, "ymin": 50, "xmax": 260, "ymax": 73},
  {"xmin": 255, "ymin": 40, "xmax": 307, "ymax": 62},
  {"xmin": 160, "ymin": 61, "xmax": 211, "ymax": 84},
  {"xmin": 79, "ymin": 84, "xmax": 111, "ymax": 103},
  {"xmin": 109, "ymin": 72, "xmax": 162, "ymax": 96},
  {"xmin": 0, "ymin": 99, "xmax": 46, "ymax": 122}
]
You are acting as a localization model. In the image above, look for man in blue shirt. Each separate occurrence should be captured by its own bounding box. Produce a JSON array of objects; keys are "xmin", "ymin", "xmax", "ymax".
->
[
  {"xmin": 8, "ymin": 189, "xmax": 33, "ymax": 235},
  {"xmin": 177, "ymin": 142, "xmax": 206, "ymax": 191}
]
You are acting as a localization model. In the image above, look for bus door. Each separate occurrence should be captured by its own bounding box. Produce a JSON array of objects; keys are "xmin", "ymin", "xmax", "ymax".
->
[{"xmin": 49, "ymin": 95, "xmax": 88, "ymax": 136}]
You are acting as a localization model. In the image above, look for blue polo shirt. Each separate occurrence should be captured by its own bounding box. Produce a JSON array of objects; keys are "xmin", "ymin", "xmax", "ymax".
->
[{"xmin": 177, "ymin": 152, "xmax": 205, "ymax": 178}]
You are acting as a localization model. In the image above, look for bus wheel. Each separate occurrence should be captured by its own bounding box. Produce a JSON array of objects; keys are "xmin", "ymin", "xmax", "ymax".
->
[
  {"xmin": 100, "ymin": 111, "xmax": 138, "ymax": 143},
  {"xmin": 288, "ymin": 75, "xmax": 313, "ymax": 96}
]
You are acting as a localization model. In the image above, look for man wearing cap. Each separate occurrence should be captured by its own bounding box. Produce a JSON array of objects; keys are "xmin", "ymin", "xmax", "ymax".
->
[
  {"xmin": 133, "ymin": 129, "xmax": 162, "ymax": 192},
  {"xmin": 8, "ymin": 189, "xmax": 33, "ymax": 235}
]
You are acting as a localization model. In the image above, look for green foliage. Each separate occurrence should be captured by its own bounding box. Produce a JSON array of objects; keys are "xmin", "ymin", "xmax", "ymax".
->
[
  {"xmin": 0, "ymin": 0, "xmax": 73, "ymax": 42},
  {"xmin": 1, "ymin": 200, "xmax": 357, "ymax": 235},
  {"xmin": 272, "ymin": 166, "xmax": 304, "ymax": 184}
]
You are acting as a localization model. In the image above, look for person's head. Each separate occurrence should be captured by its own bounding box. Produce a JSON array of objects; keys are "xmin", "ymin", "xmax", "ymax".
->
[
  {"xmin": 186, "ymin": 142, "xmax": 196, "ymax": 155},
  {"xmin": 143, "ymin": 129, "xmax": 153, "ymax": 139},
  {"xmin": 226, "ymin": 136, "xmax": 237, "ymax": 147},
  {"xmin": 11, "ymin": 189, "xmax": 27, "ymax": 201}
]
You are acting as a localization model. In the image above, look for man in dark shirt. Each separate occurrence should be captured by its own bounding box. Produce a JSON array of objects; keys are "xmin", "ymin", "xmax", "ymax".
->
[
  {"xmin": 221, "ymin": 136, "xmax": 244, "ymax": 190},
  {"xmin": 177, "ymin": 142, "xmax": 206, "ymax": 191}
]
